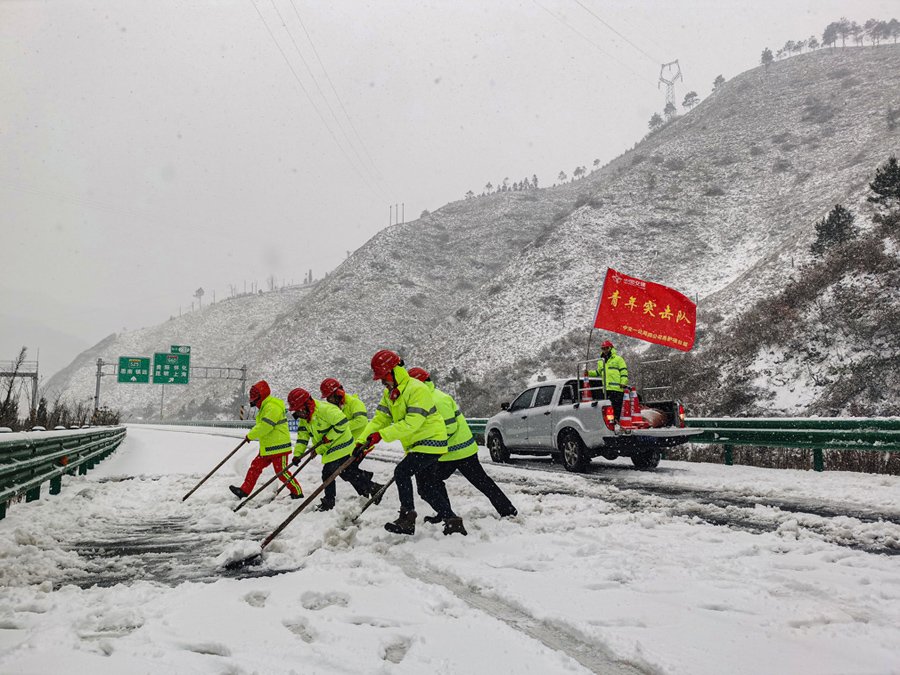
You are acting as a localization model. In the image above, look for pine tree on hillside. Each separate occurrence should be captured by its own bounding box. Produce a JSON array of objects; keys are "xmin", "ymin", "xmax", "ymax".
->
[
  {"xmin": 868, "ymin": 156, "xmax": 900, "ymax": 210},
  {"xmin": 648, "ymin": 112, "xmax": 663, "ymax": 130},
  {"xmin": 712, "ymin": 74, "xmax": 725, "ymax": 92},
  {"xmin": 761, "ymin": 48, "xmax": 774, "ymax": 70},
  {"xmin": 810, "ymin": 204, "xmax": 857, "ymax": 256}
]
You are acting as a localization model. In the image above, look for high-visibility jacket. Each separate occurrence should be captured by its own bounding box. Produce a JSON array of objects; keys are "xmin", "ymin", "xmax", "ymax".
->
[
  {"xmin": 587, "ymin": 347, "xmax": 629, "ymax": 392},
  {"xmin": 361, "ymin": 366, "xmax": 447, "ymax": 455},
  {"xmin": 341, "ymin": 394, "xmax": 369, "ymax": 442},
  {"xmin": 247, "ymin": 395, "xmax": 292, "ymax": 456},
  {"xmin": 425, "ymin": 382, "xmax": 478, "ymax": 463},
  {"xmin": 294, "ymin": 399, "xmax": 355, "ymax": 463}
]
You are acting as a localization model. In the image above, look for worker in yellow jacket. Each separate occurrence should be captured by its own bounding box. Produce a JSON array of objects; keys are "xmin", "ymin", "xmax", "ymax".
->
[
  {"xmin": 408, "ymin": 367, "xmax": 516, "ymax": 522},
  {"xmin": 320, "ymin": 378, "xmax": 369, "ymax": 442},
  {"xmin": 288, "ymin": 388, "xmax": 383, "ymax": 512},
  {"xmin": 357, "ymin": 350, "xmax": 465, "ymax": 536},
  {"xmin": 230, "ymin": 380, "xmax": 302, "ymax": 500}
]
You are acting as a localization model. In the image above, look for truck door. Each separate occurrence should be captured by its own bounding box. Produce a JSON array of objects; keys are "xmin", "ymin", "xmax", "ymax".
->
[
  {"xmin": 503, "ymin": 388, "xmax": 536, "ymax": 447},
  {"xmin": 525, "ymin": 385, "xmax": 557, "ymax": 447}
]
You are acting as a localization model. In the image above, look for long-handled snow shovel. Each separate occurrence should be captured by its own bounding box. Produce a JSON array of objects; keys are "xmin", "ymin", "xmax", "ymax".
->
[
  {"xmin": 224, "ymin": 452, "xmax": 358, "ymax": 570},
  {"xmin": 233, "ymin": 448, "xmax": 316, "ymax": 512},
  {"xmin": 182, "ymin": 438, "xmax": 248, "ymax": 501},
  {"xmin": 351, "ymin": 476, "xmax": 395, "ymax": 524}
]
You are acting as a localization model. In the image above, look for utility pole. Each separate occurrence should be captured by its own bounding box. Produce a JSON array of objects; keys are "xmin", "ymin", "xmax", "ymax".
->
[
  {"xmin": 93, "ymin": 358, "xmax": 103, "ymax": 420},
  {"xmin": 389, "ymin": 205, "xmax": 392, "ymax": 226},
  {"xmin": 402, "ymin": 203, "xmax": 405, "ymax": 223}
]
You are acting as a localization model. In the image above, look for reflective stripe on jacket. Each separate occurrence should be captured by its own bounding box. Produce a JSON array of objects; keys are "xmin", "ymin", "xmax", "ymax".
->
[
  {"xmin": 587, "ymin": 347, "xmax": 629, "ymax": 392},
  {"xmin": 360, "ymin": 366, "xmax": 447, "ymax": 455},
  {"xmin": 426, "ymin": 382, "xmax": 478, "ymax": 463},
  {"xmin": 295, "ymin": 399, "xmax": 355, "ymax": 463},
  {"xmin": 342, "ymin": 394, "xmax": 369, "ymax": 442},
  {"xmin": 247, "ymin": 395, "xmax": 292, "ymax": 456}
]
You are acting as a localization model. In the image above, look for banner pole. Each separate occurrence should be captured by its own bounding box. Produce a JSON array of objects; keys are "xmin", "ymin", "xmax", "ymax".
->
[{"xmin": 586, "ymin": 268, "xmax": 610, "ymax": 365}]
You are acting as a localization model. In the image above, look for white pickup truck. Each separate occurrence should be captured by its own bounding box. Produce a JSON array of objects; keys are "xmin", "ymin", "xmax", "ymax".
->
[{"xmin": 484, "ymin": 377, "xmax": 700, "ymax": 471}]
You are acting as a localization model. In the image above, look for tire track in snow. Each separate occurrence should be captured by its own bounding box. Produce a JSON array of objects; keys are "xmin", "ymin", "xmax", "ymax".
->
[
  {"xmin": 487, "ymin": 460, "xmax": 900, "ymax": 556},
  {"xmin": 387, "ymin": 554, "xmax": 650, "ymax": 675}
]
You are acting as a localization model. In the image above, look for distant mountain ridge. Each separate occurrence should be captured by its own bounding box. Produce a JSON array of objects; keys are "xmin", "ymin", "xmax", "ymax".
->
[{"xmin": 50, "ymin": 45, "xmax": 900, "ymax": 419}]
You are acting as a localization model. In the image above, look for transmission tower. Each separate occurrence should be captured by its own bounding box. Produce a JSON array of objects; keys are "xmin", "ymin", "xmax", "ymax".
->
[{"xmin": 659, "ymin": 60, "xmax": 683, "ymax": 119}]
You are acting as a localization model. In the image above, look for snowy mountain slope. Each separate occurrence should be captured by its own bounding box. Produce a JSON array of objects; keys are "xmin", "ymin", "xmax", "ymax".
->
[
  {"xmin": 49, "ymin": 46, "xmax": 900, "ymax": 419},
  {"xmin": 420, "ymin": 46, "xmax": 900, "ymax": 386}
]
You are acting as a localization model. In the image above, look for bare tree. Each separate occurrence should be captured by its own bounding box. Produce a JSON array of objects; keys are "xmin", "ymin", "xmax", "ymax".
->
[
  {"xmin": 0, "ymin": 347, "xmax": 27, "ymax": 428},
  {"xmin": 267, "ymin": 274, "xmax": 277, "ymax": 291}
]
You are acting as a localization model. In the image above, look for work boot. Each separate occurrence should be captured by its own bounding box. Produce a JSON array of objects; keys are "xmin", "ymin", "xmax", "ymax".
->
[
  {"xmin": 229, "ymin": 485, "xmax": 248, "ymax": 499},
  {"xmin": 442, "ymin": 517, "xmax": 468, "ymax": 536},
  {"xmin": 423, "ymin": 514, "xmax": 443, "ymax": 524},
  {"xmin": 316, "ymin": 496, "xmax": 335, "ymax": 511},
  {"xmin": 367, "ymin": 482, "xmax": 385, "ymax": 505},
  {"xmin": 499, "ymin": 507, "xmax": 518, "ymax": 518},
  {"xmin": 290, "ymin": 490, "xmax": 304, "ymax": 500},
  {"xmin": 384, "ymin": 508, "xmax": 416, "ymax": 535}
]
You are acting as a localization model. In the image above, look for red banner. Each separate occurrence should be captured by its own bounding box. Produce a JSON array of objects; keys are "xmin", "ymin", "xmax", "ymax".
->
[{"xmin": 593, "ymin": 268, "xmax": 696, "ymax": 352}]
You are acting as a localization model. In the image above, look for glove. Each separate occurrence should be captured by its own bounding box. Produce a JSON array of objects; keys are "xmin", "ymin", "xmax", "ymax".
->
[
  {"xmin": 291, "ymin": 454, "xmax": 303, "ymax": 466},
  {"xmin": 366, "ymin": 432, "xmax": 382, "ymax": 448},
  {"xmin": 352, "ymin": 443, "xmax": 366, "ymax": 460}
]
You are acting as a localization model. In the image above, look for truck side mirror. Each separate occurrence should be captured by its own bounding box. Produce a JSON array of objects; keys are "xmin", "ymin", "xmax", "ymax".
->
[{"xmin": 500, "ymin": 402, "xmax": 510, "ymax": 411}]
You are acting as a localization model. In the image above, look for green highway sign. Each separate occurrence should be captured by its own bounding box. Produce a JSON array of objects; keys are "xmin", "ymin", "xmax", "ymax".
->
[
  {"xmin": 170, "ymin": 345, "xmax": 191, "ymax": 354},
  {"xmin": 153, "ymin": 352, "xmax": 190, "ymax": 385},
  {"xmin": 117, "ymin": 357, "xmax": 150, "ymax": 384}
]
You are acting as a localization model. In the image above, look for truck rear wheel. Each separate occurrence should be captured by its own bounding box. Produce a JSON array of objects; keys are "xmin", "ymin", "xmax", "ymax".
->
[
  {"xmin": 631, "ymin": 449, "xmax": 661, "ymax": 470},
  {"xmin": 487, "ymin": 430, "xmax": 510, "ymax": 463},
  {"xmin": 559, "ymin": 430, "xmax": 588, "ymax": 473}
]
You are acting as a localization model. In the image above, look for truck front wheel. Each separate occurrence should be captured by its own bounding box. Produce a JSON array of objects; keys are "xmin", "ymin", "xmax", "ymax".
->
[
  {"xmin": 559, "ymin": 430, "xmax": 588, "ymax": 473},
  {"xmin": 487, "ymin": 430, "xmax": 510, "ymax": 463},
  {"xmin": 631, "ymin": 449, "xmax": 661, "ymax": 470}
]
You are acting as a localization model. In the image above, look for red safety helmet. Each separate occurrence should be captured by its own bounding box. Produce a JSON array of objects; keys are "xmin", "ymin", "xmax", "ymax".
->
[
  {"xmin": 287, "ymin": 388, "xmax": 311, "ymax": 412},
  {"xmin": 371, "ymin": 349, "xmax": 402, "ymax": 380},
  {"xmin": 320, "ymin": 378, "xmax": 343, "ymax": 399},
  {"xmin": 601, "ymin": 340, "xmax": 614, "ymax": 348},
  {"xmin": 407, "ymin": 367, "xmax": 430, "ymax": 382},
  {"xmin": 249, "ymin": 380, "xmax": 270, "ymax": 405}
]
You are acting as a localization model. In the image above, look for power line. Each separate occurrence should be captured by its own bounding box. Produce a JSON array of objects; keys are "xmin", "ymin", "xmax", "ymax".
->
[
  {"xmin": 286, "ymin": 0, "xmax": 399, "ymax": 201},
  {"xmin": 247, "ymin": 0, "xmax": 385, "ymax": 200},
  {"xmin": 570, "ymin": 0, "xmax": 661, "ymax": 65},
  {"xmin": 267, "ymin": 0, "xmax": 394, "ymax": 202},
  {"xmin": 530, "ymin": 0, "xmax": 657, "ymax": 89}
]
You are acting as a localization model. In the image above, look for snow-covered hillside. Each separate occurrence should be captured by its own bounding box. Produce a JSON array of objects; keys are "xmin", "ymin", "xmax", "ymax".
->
[{"xmin": 51, "ymin": 45, "xmax": 900, "ymax": 419}]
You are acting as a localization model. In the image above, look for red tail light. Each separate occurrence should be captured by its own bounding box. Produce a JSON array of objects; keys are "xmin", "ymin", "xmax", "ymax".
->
[
  {"xmin": 678, "ymin": 403, "xmax": 686, "ymax": 428},
  {"xmin": 602, "ymin": 405, "xmax": 616, "ymax": 430}
]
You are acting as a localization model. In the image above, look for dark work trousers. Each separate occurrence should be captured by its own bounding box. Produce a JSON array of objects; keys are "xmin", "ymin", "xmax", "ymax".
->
[
  {"xmin": 427, "ymin": 454, "xmax": 517, "ymax": 517},
  {"xmin": 607, "ymin": 390, "xmax": 624, "ymax": 420},
  {"xmin": 321, "ymin": 457, "xmax": 375, "ymax": 500},
  {"xmin": 394, "ymin": 452, "xmax": 455, "ymax": 518}
]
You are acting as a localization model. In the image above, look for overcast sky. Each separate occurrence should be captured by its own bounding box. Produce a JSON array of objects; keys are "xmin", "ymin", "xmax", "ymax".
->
[{"xmin": 2, "ymin": 0, "xmax": 896, "ymax": 369}]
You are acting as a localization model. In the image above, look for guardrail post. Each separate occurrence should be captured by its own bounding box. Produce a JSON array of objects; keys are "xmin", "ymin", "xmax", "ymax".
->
[
  {"xmin": 26, "ymin": 485, "xmax": 40, "ymax": 502},
  {"xmin": 724, "ymin": 445, "xmax": 733, "ymax": 466},
  {"xmin": 78, "ymin": 462, "xmax": 88, "ymax": 475},
  {"xmin": 50, "ymin": 475, "xmax": 62, "ymax": 495},
  {"xmin": 0, "ymin": 501, "xmax": 5, "ymax": 521},
  {"xmin": 813, "ymin": 449, "xmax": 824, "ymax": 472}
]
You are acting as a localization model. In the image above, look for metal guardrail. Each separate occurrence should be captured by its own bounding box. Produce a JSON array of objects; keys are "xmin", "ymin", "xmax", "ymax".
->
[
  {"xmin": 0, "ymin": 426, "xmax": 127, "ymax": 520},
  {"xmin": 128, "ymin": 417, "xmax": 900, "ymax": 473},
  {"xmin": 684, "ymin": 418, "xmax": 900, "ymax": 471}
]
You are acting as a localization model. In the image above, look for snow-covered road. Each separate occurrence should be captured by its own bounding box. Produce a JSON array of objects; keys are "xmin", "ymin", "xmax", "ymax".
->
[{"xmin": 2, "ymin": 425, "xmax": 900, "ymax": 674}]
